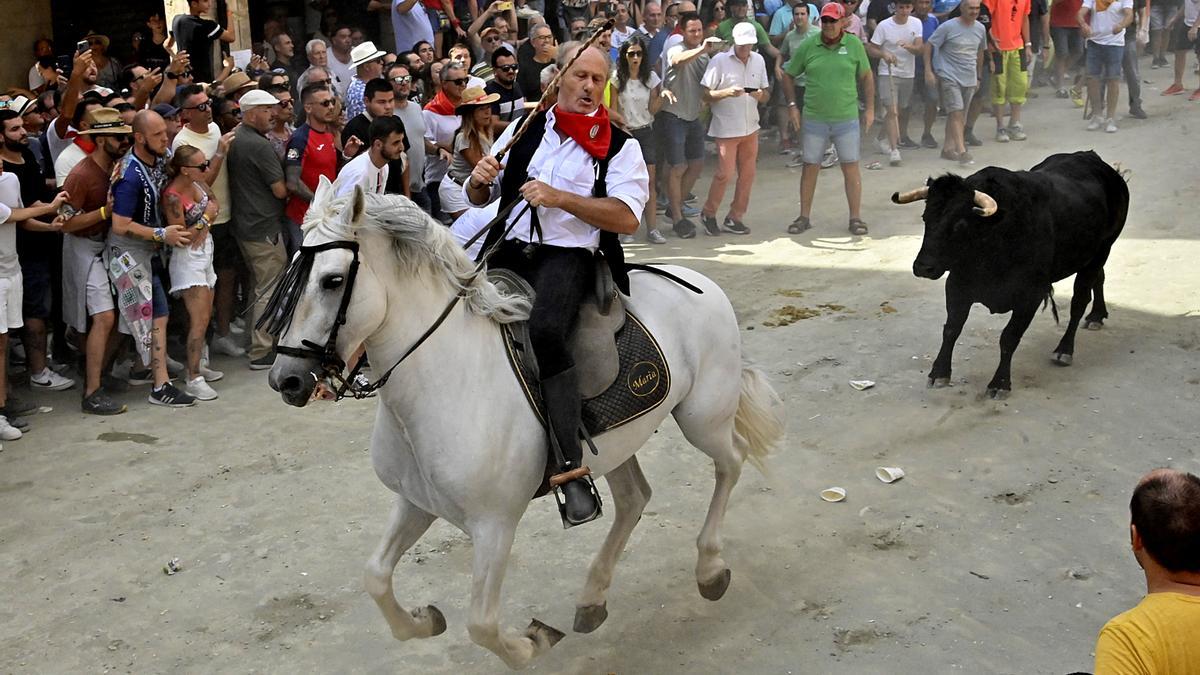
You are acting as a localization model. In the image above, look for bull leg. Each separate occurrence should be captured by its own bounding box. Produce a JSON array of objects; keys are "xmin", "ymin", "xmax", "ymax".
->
[
  {"xmin": 1053, "ymin": 269, "xmax": 1100, "ymax": 366},
  {"xmin": 929, "ymin": 285, "xmax": 972, "ymax": 388},
  {"xmin": 987, "ymin": 302, "xmax": 1039, "ymax": 398},
  {"xmin": 1084, "ymin": 268, "xmax": 1108, "ymax": 330}
]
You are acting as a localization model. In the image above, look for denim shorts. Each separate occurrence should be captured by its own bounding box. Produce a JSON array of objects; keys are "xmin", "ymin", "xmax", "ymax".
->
[
  {"xmin": 801, "ymin": 118, "xmax": 860, "ymax": 165},
  {"xmin": 1050, "ymin": 27, "xmax": 1085, "ymax": 57},
  {"xmin": 1086, "ymin": 43, "xmax": 1123, "ymax": 80},
  {"xmin": 657, "ymin": 112, "xmax": 706, "ymax": 166}
]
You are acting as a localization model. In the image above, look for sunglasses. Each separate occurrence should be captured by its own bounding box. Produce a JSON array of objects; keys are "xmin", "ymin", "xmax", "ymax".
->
[
  {"xmin": 279, "ymin": 99, "xmax": 294, "ymax": 107},
  {"xmin": 114, "ymin": 103, "xmax": 135, "ymax": 112},
  {"xmin": 496, "ymin": 64, "xmax": 519, "ymax": 72},
  {"xmin": 315, "ymin": 98, "xmax": 337, "ymax": 107},
  {"xmin": 185, "ymin": 160, "xmax": 211, "ymax": 171},
  {"xmin": 309, "ymin": 79, "xmax": 330, "ymax": 87},
  {"xmin": 391, "ymin": 75, "xmax": 413, "ymax": 83},
  {"xmin": 446, "ymin": 77, "xmax": 470, "ymax": 86},
  {"xmin": 183, "ymin": 101, "xmax": 211, "ymax": 111},
  {"xmin": 484, "ymin": 35, "xmax": 502, "ymax": 42},
  {"xmin": 626, "ymin": 50, "xmax": 643, "ymax": 57}
]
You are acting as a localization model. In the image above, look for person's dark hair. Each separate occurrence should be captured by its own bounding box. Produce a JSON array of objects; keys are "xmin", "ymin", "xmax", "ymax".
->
[
  {"xmin": 263, "ymin": 84, "xmax": 290, "ymax": 99},
  {"xmin": 387, "ymin": 61, "xmax": 410, "ymax": 79},
  {"xmin": 32, "ymin": 38, "xmax": 53, "ymax": 53},
  {"xmin": 364, "ymin": 78, "xmax": 392, "ymax": 101},
  {"xmin": 368, "ymin": 115, "xmax": 406, "ymax": 146},
  {"xmin": 1131, "ymin": 471, "xmax": 1200, "ymax": 573},
  {"xmin": 333, "ymin": 23, "xmax": 353, "ymax": 37},
  {"xmin": 38, "ymin": 88, "xmax": 61, "ymax": 113},
  {"xmin": 175, "ymin": 83, "xmax": 205, "ymax": 109},
  {"xmin": 166, "ymin": 143, "xmax": 202, "ymax": 178},
  {"xmin": 73, "ymin": 97, "xmax": 104, "ymax": 128},
  {"xmin": 413, "ymin": 40, "xmax": 432, "ymax": 55},
  {"xmin": 0, "ymin": 110, "xmax": 19, "ymax": 126},
  {"xmin": 678, "ymin": 11, "xmax": 703, "ymax": 31},
  {"xmin": 616, "ymin": 34, "xmax": 651, "ymax": 93},
  {"xmin": 301, "ymin": 82, "xmax": 330, "ymax": 103},
  {"xmin": 490, "ymin": 46, "xmax": 515, "ymax": 68}
]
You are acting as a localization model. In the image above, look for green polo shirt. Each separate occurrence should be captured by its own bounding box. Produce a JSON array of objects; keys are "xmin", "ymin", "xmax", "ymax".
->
[
  {"xmin": 714, "ymin": 17, "xmax": 772, "ymax": 49},
  {"xmin": 783, "ymin": 32, "xmax": 870, "ymax": 123}
]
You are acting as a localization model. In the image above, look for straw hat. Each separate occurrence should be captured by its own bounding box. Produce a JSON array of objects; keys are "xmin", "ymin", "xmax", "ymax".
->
[
  {"xmin": 350, "ymin": 41, "xmax": 387, "ymax": 68},
  {"xmin": 222, "ymin": 71, "xmax": 256, "ymax": 95},
  {"xmin": 78, "ymin": 107, "xmax": 133, "ymax": 135},
  {"xmin": 455, "ymin": 87, "xmax": 501, "ymax": 114}
]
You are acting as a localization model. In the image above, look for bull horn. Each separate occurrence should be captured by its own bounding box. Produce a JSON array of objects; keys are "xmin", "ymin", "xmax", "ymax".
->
[
  {"xmin": 891, "ymin": 186, "xmax": 929, "ymax": 204},
  {"xmin": 972, "ymin": 190, "xmax": 998, "ymax": 217}
]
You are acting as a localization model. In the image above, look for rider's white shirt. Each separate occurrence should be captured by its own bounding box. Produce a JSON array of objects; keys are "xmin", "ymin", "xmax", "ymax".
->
[{"xmin": 465, "ymin": 106, "xmax": 649, "ymax": 252}]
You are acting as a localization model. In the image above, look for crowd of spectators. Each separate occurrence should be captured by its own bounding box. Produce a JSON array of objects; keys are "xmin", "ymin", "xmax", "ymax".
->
[{"xmin": 0, "ymin": 0, "xmax": 1196, "ymax": 433}]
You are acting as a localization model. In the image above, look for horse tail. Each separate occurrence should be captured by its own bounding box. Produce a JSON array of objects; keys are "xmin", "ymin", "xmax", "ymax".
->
[{"xmin": 733, "ymin": 364, "xmax": 785, "ymax": 476}]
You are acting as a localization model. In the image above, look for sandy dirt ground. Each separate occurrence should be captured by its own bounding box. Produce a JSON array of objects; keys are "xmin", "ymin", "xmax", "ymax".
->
[{"xmin": 2, "ymin": 71, "xmax": 1199, "ymax": 674}]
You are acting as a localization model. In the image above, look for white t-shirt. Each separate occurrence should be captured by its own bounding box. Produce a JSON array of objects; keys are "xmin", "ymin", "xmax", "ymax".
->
[
  {"xmin": 0, "ymin": 173, "xmax": 22, "ymax": 278},
  {"xmin": 871, "ymin": 16, "xmax": 924, "ymax": 78},
  {"xmin": 335, "ymin": 151, "xmax": 390, "ymax": 196},
  {"xmin": 173, "ymin": 122, "xmax": 232, "ymax": 224},
  {"xmin": 617, "ymin": 71, "xmax": 662, "ymax": 129},
  {"xmin": 422, "ymin": 110, "xmax": 460, "ymax": 185},
  {"xmin": 54, "ymin": 143, "xmax": 87, "ymax": 188},
  {"xmin": 700, "ymin": 51, "xmax": 769, "ymax": 139},
  {"xmin": 611, "ymin": 25, "xmax": 637, "ymax": 50},
  {"xmin": 328, "ymin": 52, "xmax": 355, "ymax": 98},
  {"xmin": 1083, "ymin": 0, "xmax": 1133, "ymax": 46}
]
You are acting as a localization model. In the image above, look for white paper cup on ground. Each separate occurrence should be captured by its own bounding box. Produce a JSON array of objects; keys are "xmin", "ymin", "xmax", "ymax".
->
[
  {"xmin": 820, "ymin": 487, "xmax": 847, "ymax": 502},
  {"xmin": 875, "ymin": 466, "xmax": 905, "ymax": 483}
]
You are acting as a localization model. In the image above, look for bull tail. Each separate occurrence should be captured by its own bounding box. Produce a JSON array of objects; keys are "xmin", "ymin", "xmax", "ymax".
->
[{"xmin": 1042, "ymin": 286, "xmax": 1060, "ymax": 324}]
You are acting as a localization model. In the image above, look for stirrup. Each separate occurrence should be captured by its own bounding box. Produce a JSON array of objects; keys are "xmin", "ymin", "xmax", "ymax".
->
[{"xmin": 551, "ymin": 472, "xmax": 603, "ymax": 529}]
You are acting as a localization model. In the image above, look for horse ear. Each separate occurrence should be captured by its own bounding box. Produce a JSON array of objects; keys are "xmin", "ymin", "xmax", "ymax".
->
[
  {"xmin": 341, "ymin": 184, "xmax": 366, "ymax": 227},
  {"xmin": 312, "ymin": 175, "xmax": 333, "ymax": 211}
]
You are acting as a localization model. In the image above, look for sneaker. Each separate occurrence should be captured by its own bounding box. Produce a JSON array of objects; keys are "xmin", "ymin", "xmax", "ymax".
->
[
  {"xmin": 995, "ymin": 127, "xmax": 1010, "ymax": 143},
  {"xmin": 129, "ymin": 368, "xmax": 155, "ymax": 385},
  {"xmin": 1190, "ymin": 88, "xmax": 1200, "ymax": 101},
  {"xmin": 0, "ymin": 397, "xmax": 35, "ymax": 417},
  {"xmin": 680, "ymin": 204, "xmax": 701, "ymax": 218},
  {"xmin": 184, "ymin": 376, "xmax": 218, "ymax": 401},
  {"xmin": 820, "ymin": 147, "xmax": 839, "ymax": 168},
  {"xmin": 958, "ymin": 151, "xmax": 976, "ymax": 166},
  {"xmin": 1087, "ymin": 115, "xmax": 1103, "ymax": 131},
  {"xmin": 787, "ymin": 154, "xmax": 806, "ymax": 168},
  {"xmin": 1105, "ymin": 118, "xmax": 1118, "ymax": 133},
  {"xmin": 0, "ymin": 416, "xmax": 22, "ymax": 440},
  {"xmin": 877, "ymin": 137, "xmax": 892, "ymax": 155},
  {"xmin": 211, "ymin": 334, "xmax": 246, "ymax": 357},
  {"xmin": 230, "ymin": 317, "xmax": 247, "ymax": 335},
  {"xmin": 148, "ymin": 382, "xmax": 196, "ymax": 408},
  {"xmin": 889, "ymin": 148, "xmax": 902, "ymax": 166},
  {"xmin": 684, "ymin": 192, "xmax": 697, "ymax": 204},
  {"xmin": 249, "ymin": 353, "xmax": 276, "ymax": 370},
  {"xmin": 921, "ymin": 133, "xmax": 939, "ymax": 149},
  {"xmin": 1056, "ymin": 88, "xmax": 1070, "ymax": 98},
  {"xmin": 1128, "ymin": 105, "xmax": 1148, "ymax": 119},
  {"xmin": 898, "ymin": 136, "xmax": 920, "ymax": 149},
  {"xmin": 102, "ymin": 373, "xmax": 131, "ymax": 393},
  {"xmin": 722, "ymin": 217, "xmax": 751, "ymax": 235},
  {"xmin": 619, "ymin": 233, "xmax": 636, "ymax": 244},
  {"xmin": 701, "ymin": 213, "xmax": 721, "ymax": 236},
  {"xmin": 199, "ymin": 359, "xmax": 224, "ymax": 382},
  {"xmin": 673, "ymin": 218, "xmax": 697, "ymax": 239},
  {"xmin": 647, "ymin": 229, "xmax": 667, "ymax": 244},
  {"xmin": 964, "ymin": 128, "xmax": 983, "ymax": 147},
  {"xmin": 166, "ymin": 355, "xmax": 185, "ymax": 376},
  {"xmin": 1007, "ymin": 124, "xmax": 1027, "ymax": 141},
  {"xmin": 1162, "ymin": 83, "xmax": 1184, "ymax": 96},
  {"xmin": 30, "ymin": 367, "xmax": 75, "ymax": 391},
  {"xmin": 82, "ymin": 389, "xmax": 127, "ymax": 415}
]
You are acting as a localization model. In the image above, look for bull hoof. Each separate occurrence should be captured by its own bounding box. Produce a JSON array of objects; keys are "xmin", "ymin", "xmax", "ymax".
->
[
  {"xmin": 573, "ymin": 602, "xmax": 608, "ymax": 633},
  {"xmin": 526, "ymin": 618, "xmax": 566, "ymax": 649},
  {"xmin": 1052, "ymin": 352, "xmax": 1074, "ymax": 367},
  {"xmin": 1083, "ymin": 320, "xmax": 1104, "ymax": 331},
  {"xmin": 413, "ymin": 604, "xmax": 447, "ymax": 637},
  {"xmin": 987, "ymin": 387, "xmax": 1010, "ymax": 400},
  {"xmin": 928, "ymin": 377, "xmax": 951, "ymax": 389},
  {"xmin": 698, "ymin": 568, "xmax": 732, "ymax": 601}
]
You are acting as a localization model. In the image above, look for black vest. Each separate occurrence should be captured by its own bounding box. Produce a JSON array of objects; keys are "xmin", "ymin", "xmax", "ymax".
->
[{"xmin": 480, "ymin": 110, "xmax": 632, "ymax": 296}]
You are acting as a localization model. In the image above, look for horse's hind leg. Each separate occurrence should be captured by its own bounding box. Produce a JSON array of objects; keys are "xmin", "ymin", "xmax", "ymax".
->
[
  {"xmin": 676, "ymin": 407, "xmax": 743, "ymax": 602},
  {"xmin": 364, "ymin": 495, "xmax": 444, "ymax": 641},
  {"xmin": 467, "ymin": 520, "xmax": 563, "ymax": 669},
  {"xmin": 574, "ymin": 456, "xmax": 653, "ymax": 634}
]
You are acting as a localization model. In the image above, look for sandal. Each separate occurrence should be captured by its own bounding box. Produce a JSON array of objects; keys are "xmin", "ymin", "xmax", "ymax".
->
[
  {"xmin": 848, "ymin": 219, "xmax": 869, "ymax": 236},
  {"xmin": 788, "ymin": 215, "xmax": 811, "ymax": 234}
]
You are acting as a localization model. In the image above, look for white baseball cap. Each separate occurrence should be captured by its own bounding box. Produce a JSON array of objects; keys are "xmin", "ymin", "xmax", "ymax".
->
[
  {"xmin": 732, "ymin": 22, "xmax": 758, "ymax": 46},
  {"xmin": 239, "ymin": 89, "xmax": 281, "ymax": 108}
]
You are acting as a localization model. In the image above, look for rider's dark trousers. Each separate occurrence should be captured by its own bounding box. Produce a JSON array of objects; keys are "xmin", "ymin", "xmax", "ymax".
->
[{"xmin": 491, "ymin": 240, "xmax": 593, "ymax": 379}]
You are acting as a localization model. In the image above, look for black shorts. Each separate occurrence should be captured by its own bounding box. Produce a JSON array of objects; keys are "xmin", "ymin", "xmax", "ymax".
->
[
  {"xmin": 630, "ymin": 125, "xmax": 658, "ymax": 167},
  {"xmin": 1169, "ymin": 19, "xmax": 1199, "ymax": 53},
  {"xmin": 20, "ymin": 259, "xmax": 52, "ymax": 320},
  {"xmin": 211, "ymin": 221, "xmax": 243, "ymax": 270}
]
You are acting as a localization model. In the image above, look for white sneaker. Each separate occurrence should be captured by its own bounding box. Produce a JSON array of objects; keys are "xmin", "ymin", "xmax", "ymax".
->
[
  {"xmin": 166, "ymin": 354, "xmax": 185, "ymax": 376},
  {"xmin": 877, "ymin": 137, "xmax": 891, "ymax": 155},
  {"xmin": 184, "ymin": 376, "xmax": 219, "ymax": 401},
  {"xmin": 199, "ymin": 359, "xmax": 224, "ymax": 382},
  {"xmin": 211, "ymin": 334, "xmax": 246, "ymax": 357},
  {"xmin": 0, "ymin": 415, "xmax": 23, "ymax": 440},
  {"xmin": 889, "ymin": 148, "xmax": 902, "ymax": 166},
  {"xmin": 228, "ymin": 321, "xmax": 245, "ymax": 336},
  {"xmin": 1104, "ymin": 118, "xmax": 1118, "ymax": 133},
  {"xmin": 1087, "ymin": 115, "xmax": 1102, "ymax": 131},
  {"xmin": 30, "ymin": 367, "xmax": 75, "ymax": 391}
]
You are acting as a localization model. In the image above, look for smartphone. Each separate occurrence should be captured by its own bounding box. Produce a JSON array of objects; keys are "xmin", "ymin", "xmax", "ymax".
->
[
  {"xmin": 1018, "ymin": 49, "xmax": 1029, "ymax": 72},
  {"xmin": 496, "ymin": 1, "xmax": 514, "ymax": 10},
  {"xmin": 743, "ymin": 87, "xmax": 759, "ymax": 92},
  {"xmin": 77, "ymin": 39, "xmax": 90, "ymax": 54},
  {"xmin": 991, "ymin": 51, "xmax": 1003, "ymax": 74},
  {"xmin": 56, "ymin": 54, "xmax": 73, "ymax": 79}
]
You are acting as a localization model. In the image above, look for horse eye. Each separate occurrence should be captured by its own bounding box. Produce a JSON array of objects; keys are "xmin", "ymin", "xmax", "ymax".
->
[{"xmin": 321, "ymin": 274, "xmax": 345, "ymax": 290}]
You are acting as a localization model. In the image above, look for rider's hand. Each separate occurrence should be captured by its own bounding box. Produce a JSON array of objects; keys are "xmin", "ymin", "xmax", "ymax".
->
[{"xmin": 470, "ymin": 155, "xmax": 503, "ymax": 189}]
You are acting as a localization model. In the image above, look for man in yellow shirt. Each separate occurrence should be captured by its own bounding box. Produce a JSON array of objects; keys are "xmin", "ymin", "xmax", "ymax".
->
[{"xmin": 1093, "ymin": 468, "xmax": 1200, "ymax": 674}]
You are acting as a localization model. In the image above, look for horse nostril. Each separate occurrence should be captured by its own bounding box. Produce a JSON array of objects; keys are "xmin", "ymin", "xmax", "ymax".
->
[{"xmin": 280, "ymin": 375, "xmax": 304, "ymax": 394}]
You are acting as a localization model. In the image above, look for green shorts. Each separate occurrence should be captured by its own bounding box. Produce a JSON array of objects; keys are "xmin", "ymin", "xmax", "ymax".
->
[{"xmin": 991, "ymin": 49, "xmax": 1029, "ymax": 105}]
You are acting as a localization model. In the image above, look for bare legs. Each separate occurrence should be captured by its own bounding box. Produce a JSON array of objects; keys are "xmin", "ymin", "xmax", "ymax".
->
[
  {"xmin": 83, "ymin": 311, "xmax": 116, "ymax": 396},
  {"xmin": 180, "ymin": 286, "xmax": 213, "ymax": 380}
]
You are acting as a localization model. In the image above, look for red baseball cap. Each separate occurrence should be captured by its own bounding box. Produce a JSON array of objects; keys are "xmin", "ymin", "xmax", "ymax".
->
[{"xmin": 820, "ymin": 3, "xmax": 845, "ymax": 19}]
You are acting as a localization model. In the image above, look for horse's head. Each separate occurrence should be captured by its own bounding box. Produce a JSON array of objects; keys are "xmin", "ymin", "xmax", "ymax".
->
[{"xmin": 267, "ymin": 177, "xmax": 388, "ymax": 406}]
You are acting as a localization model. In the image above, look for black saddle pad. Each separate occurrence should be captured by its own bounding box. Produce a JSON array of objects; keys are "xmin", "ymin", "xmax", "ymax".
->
[{"xmin": 502, "ymin": 311, "xmax": 670, "ymax": 436}]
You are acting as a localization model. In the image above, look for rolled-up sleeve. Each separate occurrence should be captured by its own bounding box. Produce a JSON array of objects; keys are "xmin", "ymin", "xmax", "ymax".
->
[{"xmin": 605, "ymin": 141, "xmax": 649, "ymax": 221}]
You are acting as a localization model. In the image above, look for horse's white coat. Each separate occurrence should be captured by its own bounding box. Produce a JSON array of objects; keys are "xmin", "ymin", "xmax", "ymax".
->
[{"xmin": 269, "ymin": 178, "xmax": 785, "ymax": 669}]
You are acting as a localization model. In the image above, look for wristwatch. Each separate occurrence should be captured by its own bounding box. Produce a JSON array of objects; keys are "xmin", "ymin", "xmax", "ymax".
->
[{"xmin": 153, "ymin": 227, "xmax": 166, "ymax": 243}]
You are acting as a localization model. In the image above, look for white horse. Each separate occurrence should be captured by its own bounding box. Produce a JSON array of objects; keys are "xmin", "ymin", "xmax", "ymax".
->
[{"xmin": 267, "ymin": 179, "xmax": 785, "ymax": 669}]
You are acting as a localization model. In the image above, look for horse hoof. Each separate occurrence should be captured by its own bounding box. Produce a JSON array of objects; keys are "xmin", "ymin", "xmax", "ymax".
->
[
  {"xmin": 1052, "ymin": 352, "xmax": 1073, "ymax": 367},
  {"xmin": 928, "ymin": 377, "xmax": 951, "ymax": 389},
  {"xmin": 1083, "ymin": 320, "xmax": 1104, "ymax": 331},
  {"xmin": 413, "ymin": 604, "xmax": 447, "ymax": 637},
  {"xmin": 573, "ymin": 602, "xmax": 608, "ymax": 633},
  {"xmin": 698, "ymin": 568, "xmax": 732, "ymax": 601},
  {"xmin": 526, "ymin": 618, "xmax": 566, "ymax": 649},
  {"xmin": 987, "ymin": 387, "xmax": 1010, "ymax": 400}
]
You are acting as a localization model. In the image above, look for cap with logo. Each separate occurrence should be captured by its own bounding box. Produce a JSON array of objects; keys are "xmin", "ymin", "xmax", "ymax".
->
[{"xmin": 78, "ymin": 107, "xmax": 134, "ymax": 135}]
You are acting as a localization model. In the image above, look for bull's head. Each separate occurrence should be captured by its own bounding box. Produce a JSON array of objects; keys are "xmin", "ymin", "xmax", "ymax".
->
[{"xmin": 892, "ymin": 175, "xmax": 998, "ymax": 280}]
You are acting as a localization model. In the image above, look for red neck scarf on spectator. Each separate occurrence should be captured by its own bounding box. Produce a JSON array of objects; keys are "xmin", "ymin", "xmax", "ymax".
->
[
  {"xmin": 552, "ymin": 105, "xmax": 611, "ymax": 159},
  {"xmin": 73, "ymin": 135, "xmax": 96, "ymax": 154},
  {"xmin": 424, "ymin": 90, "xmax": 457, "ymax": 116}
]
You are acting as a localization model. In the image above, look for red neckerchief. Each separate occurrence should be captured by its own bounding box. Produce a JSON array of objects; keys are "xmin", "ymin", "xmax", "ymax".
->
[
  {"xmin": 423, "ymin": 90, "xmax": 457, "ymax": 116},
  {"xmin": 821, "ymin": 30, "xmax": 845, "ymax": 47},
  {"xmin": 74, "ymin": 136, "xmax": 96, "ymax": 154},
  {"xmin": 552, "ymin": 105, "xmax": 611, "ymax": 159}
]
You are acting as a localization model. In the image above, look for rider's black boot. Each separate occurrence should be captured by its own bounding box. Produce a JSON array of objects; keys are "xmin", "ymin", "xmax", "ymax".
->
[{"xmin": 542, "ymin": 367, "xmax": 602, "ymax": 528}]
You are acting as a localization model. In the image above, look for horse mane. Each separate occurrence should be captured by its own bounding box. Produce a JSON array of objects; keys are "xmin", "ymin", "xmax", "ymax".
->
[{"xmin": 305, "ymin": 190, "xmax": 531, "ymax": 325}]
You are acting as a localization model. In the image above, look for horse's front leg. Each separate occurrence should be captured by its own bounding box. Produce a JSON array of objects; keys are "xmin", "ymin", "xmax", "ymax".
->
[
  {"xmin": 574, "ymin": 456, "xmax": 653, "ymax": 634},
  {"xmin": 364, "ymin": 495, "xmax": 445, "ymax": 640},
  {"xmin": 467, "ymin": 520, "xmax": 564, "ymax": 669}
]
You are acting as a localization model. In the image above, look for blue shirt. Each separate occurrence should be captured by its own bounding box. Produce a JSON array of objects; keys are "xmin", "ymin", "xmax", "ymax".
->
[
  {"xmin": 345, "ymin": 77, "xmax": 367, "ymax": 120},
  {"xmin": 646, "ymin": 27, "xmax": 669, "ymax": 64},
  {"xmin": 933, "ymin": 0, "xmax": 961, "ymax": 14},
  {"xmin": 110, "ymin": 152, "xmax": 168, "ymax": 252},
  {"xmin": 770, "ymin": 3, "xmax": 820, "ymax": 35}
]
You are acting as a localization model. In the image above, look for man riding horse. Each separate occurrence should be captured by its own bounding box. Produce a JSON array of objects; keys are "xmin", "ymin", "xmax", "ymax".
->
[{"xmin": 465, "ymin": 45, "xmax": 650, "ymax": 528}]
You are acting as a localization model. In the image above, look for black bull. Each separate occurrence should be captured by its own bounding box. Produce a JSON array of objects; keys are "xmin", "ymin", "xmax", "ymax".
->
[{"xmin": 892, "ymin": 150, "xmax": 1130, "ymax": 398}]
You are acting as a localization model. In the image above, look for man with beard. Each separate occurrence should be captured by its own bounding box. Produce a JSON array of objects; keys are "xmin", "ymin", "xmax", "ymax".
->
[
  {"xmin": 336, "ymin": 116, "xmax": 409, "ymax": 196},
  {"xmin": 466, "ymin": 45, "xmax": 649, "ymax": 528},
  {"xmin": 286, "ymin": 84, "xmax": 358, "ymax": 257},
  {"xmin": 109, "ymin": 110, "xmax": 196, "ymax": 407},
  {"xmin": 60, "ymin": 109, "xmax": 132, "ymax": 414},
  {"xmin": 387, "ymin": 62, "xmax": 429, "ymax": 205},
  {"xmin": 485, "ymin": 47, "xmax": 525, "ymax": 133}
]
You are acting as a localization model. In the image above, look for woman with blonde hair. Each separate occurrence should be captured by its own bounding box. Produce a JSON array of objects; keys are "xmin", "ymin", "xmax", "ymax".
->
[{"xmin": 437, "ymin": 87, "xmax": 499, "ymax": 221}]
